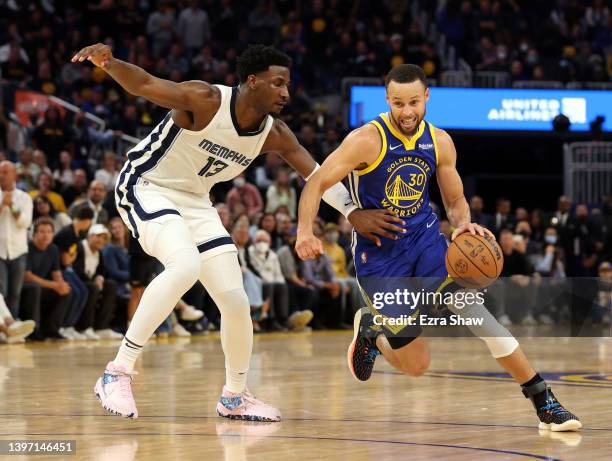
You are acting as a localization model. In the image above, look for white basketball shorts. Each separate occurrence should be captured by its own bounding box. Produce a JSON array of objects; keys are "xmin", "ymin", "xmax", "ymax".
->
[{"xmin": 115, "ymin": 178, "xmax": 235, "ymax": 260}]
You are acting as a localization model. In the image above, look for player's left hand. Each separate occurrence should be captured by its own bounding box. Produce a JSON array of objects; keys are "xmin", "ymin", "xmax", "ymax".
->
[
  {"xmin": 451, "ymin": 222, "xmax": 495, "ymax": 241},
  {"xmin": 347, "ymin": 209, "xmax": 405, "ymax": 247}
]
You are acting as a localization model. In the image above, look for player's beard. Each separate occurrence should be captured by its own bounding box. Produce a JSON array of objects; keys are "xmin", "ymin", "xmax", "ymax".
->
[{"xmin": 393, "ymin": 108, "xmax": 426, "ymax": 137}]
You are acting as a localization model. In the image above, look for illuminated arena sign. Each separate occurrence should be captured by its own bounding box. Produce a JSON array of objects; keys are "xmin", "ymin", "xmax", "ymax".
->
[{"xmin": 349, "ymin": 86, "xmax": 612, "ymax": 132}]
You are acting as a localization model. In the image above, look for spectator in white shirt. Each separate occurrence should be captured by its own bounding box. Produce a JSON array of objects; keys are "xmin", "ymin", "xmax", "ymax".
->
[
  {"xmin": 94, "ymin": 151, "xmax": 119, "ymax": 191},
  {"xmin": 0, "ymin": 161, "xmax": 33, "ymax": 318},
  {"xmin": 248, "ymin": 230, "xmax": 312, "ymax": 331},
  {"xmin": 265, "ymin": 167, "xmax": 296, "ymax": 218}
]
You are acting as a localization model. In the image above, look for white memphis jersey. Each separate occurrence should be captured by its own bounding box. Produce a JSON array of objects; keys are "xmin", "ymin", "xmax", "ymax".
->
[{"xmin": 117, "ymin": 84, "xmax": 273, "ymax": 198}]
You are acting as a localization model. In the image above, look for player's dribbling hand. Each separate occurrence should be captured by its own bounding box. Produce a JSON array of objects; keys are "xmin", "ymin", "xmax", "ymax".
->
[
  {"xmin": 451, "ymin": 222, "xmax": 495, "ymax": 241},
  {"xmin": 295, "ymin": 233, "xmax": 323, "ymax": 260},
  {"xmin": 71, "ymin": 43, "xmax": 113, "ymax": 68},
  {"xmin": 347, "ymin": 209, "xmax": 406, "ymax": 247}
]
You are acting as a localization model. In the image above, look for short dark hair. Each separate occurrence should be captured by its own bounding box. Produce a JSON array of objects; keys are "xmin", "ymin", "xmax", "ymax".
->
[
  {"xmin": 385, "ymin": 64, "xmax": 428, "ymax": 88},
  {"xmin": 236, "ymin": 44, "xmax": 292, "ymax": 83},
  {"xmin": 33, "ymin": 216, "xmax": 54, "ymax": 234},
  {"xmin": 75, "ymin": 205, "xmax": 94, "ymax": 221}
]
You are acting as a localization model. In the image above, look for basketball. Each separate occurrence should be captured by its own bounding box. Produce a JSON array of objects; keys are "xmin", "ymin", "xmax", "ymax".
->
[{"xmin": 445, "ymin": 232, "xmax": 504, "ymax": 289}]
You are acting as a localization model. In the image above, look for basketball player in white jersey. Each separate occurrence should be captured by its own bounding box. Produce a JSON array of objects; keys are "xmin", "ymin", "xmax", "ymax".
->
[{"xmin": 71, "ymin": 43, "xmax": 404, "ymax": 422}]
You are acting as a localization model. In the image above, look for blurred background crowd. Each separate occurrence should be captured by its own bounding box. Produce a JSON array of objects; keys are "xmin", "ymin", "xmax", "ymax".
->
[{"xmin": 0, "ymin": 0, "xmax": 610, "ymax": 343}]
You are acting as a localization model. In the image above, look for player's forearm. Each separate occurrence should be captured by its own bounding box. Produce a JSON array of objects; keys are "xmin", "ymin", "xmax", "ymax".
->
[
  {"xmin": 103, "ymin": 58, "xmax": 153, "ymax": 96},
  {"xmin": 446, "ymin": 197, "xmax": 470, "ymax": 228},
  {"xmin": 297, "ymin": 176, "xmax": 326, "ymax": 235}
]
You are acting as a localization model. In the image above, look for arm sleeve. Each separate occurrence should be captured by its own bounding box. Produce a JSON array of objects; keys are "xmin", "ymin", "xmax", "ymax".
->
[{"xmin": 305, "ymin": 163, "xmax": 358, "ymax": 218}]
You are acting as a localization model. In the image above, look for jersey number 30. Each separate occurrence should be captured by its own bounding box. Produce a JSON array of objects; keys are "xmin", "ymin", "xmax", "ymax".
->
[{"xmin": 198, "ymin": 156, "xmax": 229, "ymax": 177}]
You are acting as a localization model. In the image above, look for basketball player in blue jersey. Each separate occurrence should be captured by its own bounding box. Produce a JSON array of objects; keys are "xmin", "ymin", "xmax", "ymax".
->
[
  {"xmin": 296, "ymin": 64, "xmax": 580, "ymax": 431},
  {"xmin": 71, "ymin": 43, "xmax": 403, "ymax": 422}
]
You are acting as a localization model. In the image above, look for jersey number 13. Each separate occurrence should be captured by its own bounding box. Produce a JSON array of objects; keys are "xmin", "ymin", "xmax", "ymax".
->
[{"xmin": 198, "ymin": 156, "xmax": 229, "ymax": 177}]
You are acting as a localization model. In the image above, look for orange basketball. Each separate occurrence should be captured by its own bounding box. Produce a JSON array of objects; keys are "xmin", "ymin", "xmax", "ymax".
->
[{"xmin": 445, "ymin": 233, "xmax": 504, "ymax": 289}]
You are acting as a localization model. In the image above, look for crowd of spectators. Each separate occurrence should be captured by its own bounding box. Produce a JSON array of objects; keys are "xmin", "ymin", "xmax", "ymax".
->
[
  {"xmin": 0, "ymin": 1, "xmax": 610, "ymax": 343},
  {"xmin": 1, "ymin": 141, "xmax": 611, "ymax": 343},
  {"xmin": 434, "ymin": 0, "xmax": 611, "ymax": 83},
  {"xmin": 1, "ymin": 1, "xmax": 610, "ymax": 161}
]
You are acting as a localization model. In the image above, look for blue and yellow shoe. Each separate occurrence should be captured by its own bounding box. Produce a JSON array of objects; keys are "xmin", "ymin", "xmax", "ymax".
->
[
  {"xmin": 347, "ymin": 308, "xmax": 380, "ymax": 382},
  {"xmin": 523, "ymin": 382, "xmax": 581, "ymax": 432}
]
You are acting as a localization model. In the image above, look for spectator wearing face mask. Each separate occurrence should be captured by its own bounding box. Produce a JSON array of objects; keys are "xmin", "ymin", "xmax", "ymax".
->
[
  {"xmin": 226, "ymin": 174, "xmax": 263, "ymax": 219},
  {"xmin": 248, "ymin": 230, "xmax": 312, "ymax": 331},
  {"xmin": 533, "ymin": 226, "xmax": 566, "ymax": 324}
]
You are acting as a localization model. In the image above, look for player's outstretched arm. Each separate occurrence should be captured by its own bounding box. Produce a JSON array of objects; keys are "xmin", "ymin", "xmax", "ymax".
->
[
  {"xmin": 71, "ymin": 43, "xmax": 213, "ymax": 111},
  {"xmin": 435, "ymin": 128, "xmax": 494, "ymax": 241}
]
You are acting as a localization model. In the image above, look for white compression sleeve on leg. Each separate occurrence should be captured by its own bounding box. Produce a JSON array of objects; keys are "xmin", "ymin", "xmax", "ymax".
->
[
  {"xmin": 114, "ymin": 219, "xmax": 201, "ymax": 371},
  {"xmin": 305, "ymin": 163, "xmax": 358, "ymax": 218},
  {"xmin": 446, "ymin": 294, "xmax": 519, "ymax": 358},
  {"xmin": 199, "ymin": 252, "xmax": 252, "ymax": 393}
]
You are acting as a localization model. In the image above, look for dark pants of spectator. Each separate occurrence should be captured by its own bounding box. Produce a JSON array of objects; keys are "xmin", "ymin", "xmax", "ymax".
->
[
  {"xmin": 287, "ymin": 282, "xmax": 319, "ymax": 313},
  {"xmin": 62, "ymin": 268, "xmax": 88, "ymax": 326},
  {"xmin": 20, "ymin": 282, "xmax": 71, "ymax": 338},
  {"xmin": 0, "ymin": 254, "xmax": 27, "ymax": 318},
  {"xmin": 76, "ymin": 279, "xmax": 117, "ymax": 332},
  {"xmin": 315, "ymin": 288, "xmax": 344, "ymax": 329},
  {"xmin": 263, "ymin": 282, "xmax": 289, "ymax": 322},
  {"xmin": 19, "ymin": 282, "xmax": 42, "ymax": 338}
]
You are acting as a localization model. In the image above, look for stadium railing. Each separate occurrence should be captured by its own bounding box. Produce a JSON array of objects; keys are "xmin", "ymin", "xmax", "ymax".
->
[{"xmin": 564, "ymin": 142, "xmax": 612, "ymax": 204}]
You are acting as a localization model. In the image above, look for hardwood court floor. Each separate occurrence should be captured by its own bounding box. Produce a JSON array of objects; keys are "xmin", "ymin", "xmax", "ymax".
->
[{"xmin": 1, "ymin": 331, "xmax": 611, "ymax": 460}]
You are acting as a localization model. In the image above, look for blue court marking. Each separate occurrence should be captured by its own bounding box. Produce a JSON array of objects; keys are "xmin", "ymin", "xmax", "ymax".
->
[
  {"xmin": 374, "ymin": 370, "xmax": 612, "ymax": 389},
  {"xmin": 0, "ymin": 431, "xmax": 562, "ymax": 460}
]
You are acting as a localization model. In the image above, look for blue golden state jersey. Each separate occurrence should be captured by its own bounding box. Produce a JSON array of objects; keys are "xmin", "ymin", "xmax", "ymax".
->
[{"xmin": 348, "ymin": 112, "xmax": 440, "ymax": 231}]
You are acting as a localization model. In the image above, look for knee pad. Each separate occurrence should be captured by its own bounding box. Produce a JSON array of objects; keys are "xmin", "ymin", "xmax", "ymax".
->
[
  {"xmin": 214, "ymin": 288, "xmax": 250, "ymax": 319},
  {"xmin": 480, "ymin": 336, "xmax": 519, "ymax": 358},
  {"xmin": 163, "ymin": 247, "xmax": 201, "ymax": 290}
]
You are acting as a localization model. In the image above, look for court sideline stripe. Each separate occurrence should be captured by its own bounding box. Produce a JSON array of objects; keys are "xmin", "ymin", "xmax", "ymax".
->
[{"xmin": 1, "ymin": 413, "xmax": 611, "ymax": 431}]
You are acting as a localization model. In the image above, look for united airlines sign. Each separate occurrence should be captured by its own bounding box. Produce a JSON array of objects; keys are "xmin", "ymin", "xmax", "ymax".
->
[{"xmin": 349, "ymin": 86, "xmax": 611, "ymax": 132}]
